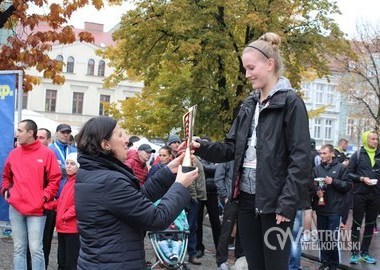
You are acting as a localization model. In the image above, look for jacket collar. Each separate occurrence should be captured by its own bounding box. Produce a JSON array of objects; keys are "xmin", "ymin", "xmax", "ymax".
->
[{"xmin": 20, "ymin": 140, "xmax": 41, "ymax": 151}]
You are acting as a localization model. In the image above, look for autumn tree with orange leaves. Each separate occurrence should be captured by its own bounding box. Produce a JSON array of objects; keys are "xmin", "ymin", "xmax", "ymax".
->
[{"xmin": 0, "ymin": 0, "xmax": 122, "ymax": 91}]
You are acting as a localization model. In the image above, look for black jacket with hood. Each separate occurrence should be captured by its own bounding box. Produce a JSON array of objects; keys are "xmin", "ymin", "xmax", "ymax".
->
[
  {"xmin": 195, "ymin": 77, "xmax": 311, "ymax": 220},
  {"xmin": 345, "ymin": 131, "xmax": 380, "ymax": 196}
]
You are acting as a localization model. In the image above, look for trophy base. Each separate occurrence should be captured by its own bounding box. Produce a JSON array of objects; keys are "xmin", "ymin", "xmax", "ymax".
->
[{"xmin": 182, "ymin": 166, "xmax": 196, "ymax": 173}]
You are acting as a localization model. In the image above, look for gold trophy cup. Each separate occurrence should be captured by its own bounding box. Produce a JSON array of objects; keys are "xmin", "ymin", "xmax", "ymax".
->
[
  {"xmin": 182, "ymin": 105, "xmax": 197, "ymax": 172},
  {"xmin": 314, "ymin": 177, "xmax": 326, "ymax": 206}
]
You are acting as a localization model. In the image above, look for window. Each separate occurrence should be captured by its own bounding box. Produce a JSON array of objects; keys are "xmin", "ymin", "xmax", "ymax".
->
[
  {"xmin": 56, "ymin": 55, "xmax": 63, "ymax": 71},
  {"xmin": 99, "ymin": 95, "xmax": 110, "ymax": 115},
  {"xmin": 45, "ymin": 89, "xmax": 57, "ymax": 112},
  {"xmin": 326, "ymin": 85, "xmax": 335, "ymax": 105},
  {"xmin": 67, "ymin": 56, "xmax": 75, "ymax": 73},
  {"xmin": 98, "ymin": 60, "xmax": 105, "ymax": 76},
  {"xmin": 72, "ymin": 92, "xmax": 84, "ymax": 114},
  {"xmin": 87, "ymin": 59, "xmax": 95, "ymax": 75},
  {"xmin": 314, "ymin": 118, "xmax": 321, "ymax": 139},
  {"xmin": 315, "ymin": 83, "xmax": 324, "ymax": 104},
  {"xmin": 325, "ymin": 119, "xmax": 333, "ymax": 140},
  {"xmin": 346, "ymin": 118, "xmax": 356, "ymax": 136}
]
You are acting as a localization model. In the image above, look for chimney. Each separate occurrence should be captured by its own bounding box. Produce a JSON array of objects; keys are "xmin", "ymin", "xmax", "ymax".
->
[{"xmin": 84, "ymin": 22, "xmax": 104, "ymax": 32}]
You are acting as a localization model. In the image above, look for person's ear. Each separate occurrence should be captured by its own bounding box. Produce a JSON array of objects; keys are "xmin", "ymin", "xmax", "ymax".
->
[
  {"xmin": 267, "ymin": 58, "xmax": 275, "ymax": 72},
  {"xmin": 101, "ymin": 139, "xmax": 111, "ymax": 151}
]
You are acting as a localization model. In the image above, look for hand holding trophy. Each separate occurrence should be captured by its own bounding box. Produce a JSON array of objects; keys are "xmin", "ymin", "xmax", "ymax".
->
[
  {"xmin": 314, "ymin": 177, "xmax": 326, "ymax": 206},
  {"xmin": 182, "ymin": 105, "xmax": 197, "ymax": 173}
]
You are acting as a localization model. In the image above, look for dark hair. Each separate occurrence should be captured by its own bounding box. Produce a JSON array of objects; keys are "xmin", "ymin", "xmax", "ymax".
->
[
  {"xmin": 38, "ymin": 128, "xmax": 51, "ymax": 139},
  {"xmin": 20, "ymin": 119, "xmax": 37, "ymax": 139},
  {"xmin": 338, "ymin": 138, "xmax": 348, "ymax": 145},
  {"xmin": 76, "ymin": 116, "xmax": 117, "ymax": 156},
  {"xmin": 160, "ymin": 146, "xmax": 173, "ymax": 155}
]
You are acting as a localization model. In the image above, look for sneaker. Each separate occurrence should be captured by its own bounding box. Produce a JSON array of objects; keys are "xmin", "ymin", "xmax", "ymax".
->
[
  {"xmin": 361, "ymin": 253, "xmax": 377, "ymax": 264},
  {"xmin": 195, "ymin": 249, "xmax": 204, "ymax": 258},
  {"xmin": 349, "ymin": 254, "xmax": 362, "ymax": 264},
  {"xmin": 374, "ymin": 228, "xmax": 379, "ymax": 234},
  {"xmin": 217, "ymin": 262, "xmax": 229, "ymax": 270}
]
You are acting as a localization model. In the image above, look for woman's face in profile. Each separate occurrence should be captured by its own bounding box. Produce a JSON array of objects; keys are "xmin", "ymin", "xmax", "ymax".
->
[{"xmin": 106, "ymin": 124, "xmax": 127, "ymax": 162}]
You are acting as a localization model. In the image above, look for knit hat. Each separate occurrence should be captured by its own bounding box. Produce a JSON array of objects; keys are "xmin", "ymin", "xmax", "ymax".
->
[
  {"xmin": 66, "ymin": 152, "xmax": 79, "ymax": 168},
  {"xmin": 167, "ymin": 134, "xmax": 181, "ymax": 146}
]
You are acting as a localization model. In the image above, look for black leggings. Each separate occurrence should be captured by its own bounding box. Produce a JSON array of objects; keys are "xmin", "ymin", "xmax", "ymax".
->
[
  {"xmin": 350, "ymin": 193, "xmax": 380, "ymax": 253},
  {"xmin": 238, "ymin": 192, "xmax": 293, "ymax": 270}
]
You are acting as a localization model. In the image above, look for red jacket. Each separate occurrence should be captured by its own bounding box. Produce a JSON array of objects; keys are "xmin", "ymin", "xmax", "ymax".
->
[
  {"xmin": 46, "ymin": 174, "xmax": 78, "ymax": 233},
  {"xmin": 1, "ymin": 140, "xmax": 61, "ymax": 216},
  {"xmin": 124, "ymin": 150, "xmax": 148, "ymax": 186}
]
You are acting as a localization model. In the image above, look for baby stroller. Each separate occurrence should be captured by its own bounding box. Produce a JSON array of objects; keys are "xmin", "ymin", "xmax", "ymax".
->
[{"xmin": 147, "ymin": 206, "xmax": 190, "ymax": 270}]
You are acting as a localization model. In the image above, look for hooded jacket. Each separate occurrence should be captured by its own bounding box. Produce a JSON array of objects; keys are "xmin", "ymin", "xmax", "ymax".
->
[
  {"xmin": 125, "ymin": 149, "xmax": 148, "ymax": 186},
  {"xmin": 345, "ymin": 131, "xmax": 380, "ymax": 195},
  {"xmin": 75, "ymin": 153, "xmax": 191, "ymax": 270},
  {"xmin": 195, "ymin": 77, "xmax": 311, "ymax": 219},
  {"xmin": 2, "ymin": 140, "xmax": 61, "ymax": 216},
  {"xmin": 312, "ymin": 159, "xmax": 350, "ymax": 216}
]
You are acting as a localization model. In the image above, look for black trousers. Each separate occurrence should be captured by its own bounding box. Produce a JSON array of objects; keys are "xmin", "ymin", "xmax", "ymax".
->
[
  {"xmin": 216, "ymin": 200, "xmax": 243, "ymax": 266},
  {"xmin": 238, "ymin": 192, "xmax": 293, "ymax": 270},
  {"xmin": 57, "ymin": 232, "xmax": 80, "ymax": 270},
  {"xmin": 196, "ymin": 191, "xmax": 221, "ymax": 251},
  {"xmin": 341, "ymin": 189, "xmax": 353, "ymax": 225},
  {"xmin": 351, "ymin": 193, "xmax": 380, "ymax": 253}
]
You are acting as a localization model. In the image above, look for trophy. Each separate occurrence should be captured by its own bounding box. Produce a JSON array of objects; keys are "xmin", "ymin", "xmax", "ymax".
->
[
  {"xmin": 182, "ymin": 105, "xmax": 197, "ymax": 172},
  {"xmin": 314, "ymin": 177, "xmax": 326, "ymax": 206}
]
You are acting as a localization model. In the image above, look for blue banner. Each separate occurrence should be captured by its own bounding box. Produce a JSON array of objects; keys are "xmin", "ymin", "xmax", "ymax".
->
[{"xmin": 0, "ymin": 74, "xmax": 16, "ymax": 221}]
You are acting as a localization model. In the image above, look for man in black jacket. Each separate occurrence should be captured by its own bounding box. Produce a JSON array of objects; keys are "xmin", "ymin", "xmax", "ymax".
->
[
  {"xmin": 346, "ymin": 131, "xmax": 380, "ymax": 265},
  {"xmin": 312, "ymin": 144, "xmax": 350, "ymax": 270}
]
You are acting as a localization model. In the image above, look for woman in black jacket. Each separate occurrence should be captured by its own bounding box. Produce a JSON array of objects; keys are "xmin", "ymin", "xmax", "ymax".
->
[
  {"xmin": 75, "ymin": 116, "xmax": 198, "ymax": 270},
  {"xmin": 191, "ymin": 32, "xmax": 311, "ymax": 270}
]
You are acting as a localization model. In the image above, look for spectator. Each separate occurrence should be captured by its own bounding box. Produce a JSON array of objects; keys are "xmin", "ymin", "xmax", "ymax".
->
[
  {"xmin": 214, "ymin": 161, "xmax": 243, "ymax": 270},
  {"xmin": 45, "ymin": 123, "xmax": 77, "ymax": 268},
  {"xmin": 74, "ymin": 116, "xmax": 198, "ymax": 269},
  {"xmin": 1, "ymin": 119, "xmax": 61, "ymax": 270},
  {"xmin": 346, "ymin": 131, "xmax": 380, "ymax": 265},
  {"xmin": 147, "ymin": 146, "xmax": 173, "ymax": 179},
  {"xmin": 37, "ymin": 128, "xmax": 52, "ymax": 146},
  {"xmin": 125, "ymin": 143, "xmax": 156, "ymax": 186},
  {"xmin": 196, "ymin": 137, "xmax": 221, "ymax": 259},
  {"xmin": 312, "ymin": 144, "xmax": 350, "ymax": 270},
  {"xmin": 45, "ymin": 152, "xmax": 81, "ymax": 270}
]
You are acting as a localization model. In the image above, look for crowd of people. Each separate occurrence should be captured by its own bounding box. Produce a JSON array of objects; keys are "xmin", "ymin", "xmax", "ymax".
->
[{"xmin": 1, "ymin": 31, "xmax": 380, "ymax": 270}]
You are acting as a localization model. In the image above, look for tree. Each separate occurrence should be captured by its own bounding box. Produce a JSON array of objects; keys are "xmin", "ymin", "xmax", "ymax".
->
[
  {"xmin": 102, "ymin": 0, "xmax": 351, "ymax": 139},
  {"xmin": 337, "ymin": 22, "xmax": 380, "ymax": 134},
  {"xmin": 0, "ymin": 0, "xmax": 122, "ymax": 91}
]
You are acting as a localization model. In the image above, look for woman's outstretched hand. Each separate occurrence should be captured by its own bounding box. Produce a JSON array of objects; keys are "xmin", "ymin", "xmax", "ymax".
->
[{"xmin": 175, "ymin": 165, "xmax": 199, "ymax": 188}]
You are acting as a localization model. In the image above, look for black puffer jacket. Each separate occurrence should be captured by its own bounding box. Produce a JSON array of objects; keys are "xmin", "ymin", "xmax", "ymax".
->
[
  {"xmin": 75, "ymin": 153, "xmax": 191, "ymax": 270},
  {"xmin": 195, "ymin": 85, "xmax": 311, "ymax": 220},
  {"xmin": 312, "ymin": 159, "xmax": 351, "ymax": 216}
]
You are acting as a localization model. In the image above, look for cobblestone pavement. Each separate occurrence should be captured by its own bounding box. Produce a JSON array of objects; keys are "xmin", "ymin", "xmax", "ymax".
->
[{"xmin": 0, "ymin": 224, "xmax": 324, "ymax": 270}]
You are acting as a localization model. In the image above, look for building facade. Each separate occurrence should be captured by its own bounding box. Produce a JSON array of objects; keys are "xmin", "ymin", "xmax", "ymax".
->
[{"xmin": 24, "ymin": 22, "xmax": 143, "ymax": 129}]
